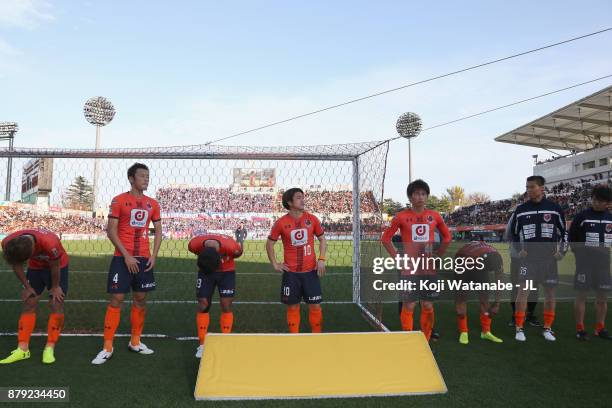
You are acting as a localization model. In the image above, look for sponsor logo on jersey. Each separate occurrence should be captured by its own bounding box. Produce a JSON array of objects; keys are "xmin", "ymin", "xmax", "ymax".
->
[
  {"xmin": 411, "ymin": 224, "xmax": 430, "ymax": 242},
  {"xmin": 290, "ymin": 228, "xmax": 308, "ymax": 247},
  {"xmin": 130, "ymin": 209, "xmax": 148, "ymax": 228},
  {"xmin": 543, "ymin": 213, "xmax": 551, "ymax": 222}
]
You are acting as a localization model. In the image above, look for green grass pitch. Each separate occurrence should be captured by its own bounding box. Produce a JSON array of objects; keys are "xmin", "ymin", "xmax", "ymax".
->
[{"xmin": 0, "ymin": 240, "xmax": 610, "ymax": 407}]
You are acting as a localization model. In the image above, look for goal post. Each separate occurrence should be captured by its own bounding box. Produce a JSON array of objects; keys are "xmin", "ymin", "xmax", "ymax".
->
[{"xmin": 0, "ymin": 141, "xmax": 390, "ymax": 338}]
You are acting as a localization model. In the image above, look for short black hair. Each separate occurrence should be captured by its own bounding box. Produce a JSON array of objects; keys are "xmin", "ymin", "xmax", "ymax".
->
[
  {"xmin": 127, "ymin": 163, "xmax": 149, "ymax": 179},
  {"xmin": 197, "ymin": 247, "xmax": 221, "ymax": 275},
  {"xmin": 406, "ymin": 179, "xmax": 430, "ymax": 198},
  {"xmin": 592, "ymin": 185, "xmax": 612, "ymax": 202},
  {"xmin": 483, "ymin": 251, "xmax": 503, "ymax": 274},
  {"xmin": 526, "ymin": 175, "xmax": 545, "ymax": 186},
  {"xmin": 282, "ymin": 188, "xmax": 304, "ymax": 210},
  {"xmin": 2, "ymin": 236, "xmax": 33, "ymax": 265}
]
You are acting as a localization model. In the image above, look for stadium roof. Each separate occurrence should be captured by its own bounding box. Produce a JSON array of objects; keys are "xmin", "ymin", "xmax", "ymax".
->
[
  {"xmin": 0, "ymin": 140, "xmax": 388, "ymax": 161},
  {"xmin": 495, "ymin": 85, "xmax": 612, "ymax": 152}
]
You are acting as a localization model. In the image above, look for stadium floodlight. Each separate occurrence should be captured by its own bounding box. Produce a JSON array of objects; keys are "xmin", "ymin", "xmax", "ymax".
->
[
  {"xmin": 84, "ymin": 97, "xmax": 115, "ymax": 216},
  {"xmin": 0, "ymin": 122, "xmax": 18, "ymax": 201},
  {"xmin": 84, "ymin": 97, "xmax": 115, "ymax": 126},
  {"xmin": 396, "ymin": 112, "xmax": 422, "ymax": 183}
]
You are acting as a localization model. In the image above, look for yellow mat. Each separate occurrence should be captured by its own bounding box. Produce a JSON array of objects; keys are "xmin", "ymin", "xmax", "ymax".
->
[{"xmin": 194, "ymin": 331, "xmax": 447, "ymax": 400}]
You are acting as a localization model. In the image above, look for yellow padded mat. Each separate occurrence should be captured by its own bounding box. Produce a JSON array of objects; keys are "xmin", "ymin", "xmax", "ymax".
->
[{"xmin": 194, "ymin": 331, "xmax": 447, "ymax": 400}]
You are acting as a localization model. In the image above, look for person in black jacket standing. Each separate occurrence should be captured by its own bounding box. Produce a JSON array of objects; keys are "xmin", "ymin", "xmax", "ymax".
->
[
  {"xmin": 509, "ymin": 175, "xmax": 567, "ymax": 342},
  {"xmin": 569, "ymin": 185, "xmax": 612, "ymax": 341},
  {"xmin": 235, "ymin": 222, "xmax": 247, "ymax": 249}
]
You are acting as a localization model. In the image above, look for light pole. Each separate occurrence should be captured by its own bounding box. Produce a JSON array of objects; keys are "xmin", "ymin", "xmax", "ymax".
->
[
  {"xmin": 396, "ymin": 112, "xmax": 422, "ymax": 183},
  {"xmin": 84, "ymin": 97, "xmax": 115, "ymax": 216},
  {"xmin": 0, "ymin": 122, "xmax": 18, "ymax": 201}
]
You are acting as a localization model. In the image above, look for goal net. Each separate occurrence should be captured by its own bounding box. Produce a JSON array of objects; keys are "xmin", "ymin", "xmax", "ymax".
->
[{"xmin": 0, "ymin": 141, "xmax": 389, "ymax": 339}]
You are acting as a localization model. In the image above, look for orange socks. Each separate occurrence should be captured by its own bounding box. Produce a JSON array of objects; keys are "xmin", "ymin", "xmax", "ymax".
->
[
  {"xmin": 287, "ymin": 306, "xmax": 300, "ymax": 333},
  {"xmin": 130, "ymin": 305, "xmax": 146, "ymax": 346},
  {"xmin": 17, "ymin": 312, "xmax": 36, "ymax": 349},
  {"xmin": 420, "ymin": 309, "xmax": 434, "ymax": 341},
  {"xmin": 576, "ymin": 323, "xmax": 585, "ymax": 332},
  {"xmin": 400, "ymin": 307, "xmax": 414, "ymax": 331},
  {"xmin": 595, "ymin": 322, "xmax": 605, "ymax": 334},
  {"xmin": 308, "ymin": 308, "xmax": 323, "ymax": 333},
  {"xmin": 197, "ymin": 312, "xmax": 210, "ymax": 344},
  {"xmin": 220, "ymin": 312, "xmax": 234, "ymax": 334},
  {"xmin": 543, "ymin": 310, "xmax": 555, "ymax": 329},
  {"xmin": 514, "ymin": 311, "xmax": 525, "ymax": 329},
  {"xmin": 103, "ymin": 305, "xmax": 121, "ymax": 352},
  {"xmin": 46, "ymin": 313, "xmax": 64, "ymax": 346},
  {"xmin": 480, "ymin": 313, "xmax": 491, "ymax": 333},
  {"xmin": 457, "ymin": 314, "xmax": 468, "ymax": 333}
]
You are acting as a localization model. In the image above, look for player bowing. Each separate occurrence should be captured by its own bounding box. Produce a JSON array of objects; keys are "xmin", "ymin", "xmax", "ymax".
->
[
  {"xmin": 188, "ymin": 234, "xmax": 243, "ymax": 358},
  {"xmin": 266, "ymin": 188, "xmax": 327, "ymax": 333},
  {"xmin": 0, "ymin": 228, "xmax": 68, "ymax": 364},
  {"xmin": 92, "ymin": 163, "xmax": 162, "ymax": 365},
  {"xmin": 453, "ymin": 241, "xmax": 504, "ymax": 345}
]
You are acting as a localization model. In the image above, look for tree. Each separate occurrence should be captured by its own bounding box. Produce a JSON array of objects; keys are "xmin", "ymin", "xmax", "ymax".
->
[
  {"xmin": 426, "ymin": 194, "xmax": 452, "ymax": 214},
  {"xmin": 382, "ymin": 198, "xmax": 404, "ymax": 216},
  {"xmin": 466, "ymin": 192, "xmax": 490, "ymax": 205},
  {"xmin": 445, "ymin": 185, "xmax": 465, "ymax": 209},
  {"xmin": 63, "ymin": 176, "xmax": 93, "ymax": 211}
]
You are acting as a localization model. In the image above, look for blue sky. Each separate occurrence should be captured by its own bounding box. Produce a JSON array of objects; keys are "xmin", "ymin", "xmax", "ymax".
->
[{"xmin": 1, "ymin": 0, "xmax": 611, "ymax": 202}]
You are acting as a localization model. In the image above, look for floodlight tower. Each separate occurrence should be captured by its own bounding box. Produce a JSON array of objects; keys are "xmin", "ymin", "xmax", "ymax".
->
[
  {"xmin": 396, "ymin": 112, "xmax": 422, "ymax": 183},
  {"xmin": 0, "ymin": 122, "xmax": 18, "ymax": 201},
  {"xmin": 84, "ymin": 97, "xmax": 115, "ymax": 216}
]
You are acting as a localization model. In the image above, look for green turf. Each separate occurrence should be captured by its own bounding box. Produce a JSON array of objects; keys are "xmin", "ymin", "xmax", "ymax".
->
[{"xmin": 0, "ymin": 240, "xmax": 610, "ymax": 406}]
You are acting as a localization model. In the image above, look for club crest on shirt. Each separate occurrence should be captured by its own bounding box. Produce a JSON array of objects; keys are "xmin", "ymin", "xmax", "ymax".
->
[
  {"xmin": 426, "ymin": 215, "xmax": 434, "ymax": 223},
  {"xmin": 606, "ymin": 223, "xmax": 612, "ymax": 233},
  {"xmin": 304, "ymin": 218, "xmax": 312, "ymax": 227},
  {"xmin": 543, "ymin": 214, "xmax": 551, "ymax": 222},
  {"xmin": 51, "ymin": 248, "xmax": 59, "ymax": 257},
  {"xmin": 146, "ymin": 202, "xmax": 153, "ymax": 210}
]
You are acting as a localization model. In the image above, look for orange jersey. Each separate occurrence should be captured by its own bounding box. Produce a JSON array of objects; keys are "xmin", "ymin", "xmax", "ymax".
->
[
  {"xmin": 381, "ymin": 208, "xmax": 451, "ymax": 274},
  {"xmin": 108, "ymin": 192, "xmax": 161, "ymax": 257},
  {"xmin": 2, "ymin": 228, "xmax": 69, "ymax": 269},
  {"xmin": 188, "ymin": 234, "xmax": 243, "ymax": 272},
  {"xmin": 455, "ymin": 241, "xmax": 498, "ymax": 259},
  {"xmin": 268, "ymin": 211, "xmax": 324, "ymax": 273}
]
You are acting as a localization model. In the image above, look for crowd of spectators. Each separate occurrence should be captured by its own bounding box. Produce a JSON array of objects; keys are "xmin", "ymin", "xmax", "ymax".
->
[
  {"xmin": 446, "ymin": 177, "xmax": 612, "ymax": 227},
  {"xmin": 157, "ymin": 186, "xmax": 379, "ymax": 214},
  {"xmin": 0, "ymin": 207, "xmax": 106, "ymax": 235}
]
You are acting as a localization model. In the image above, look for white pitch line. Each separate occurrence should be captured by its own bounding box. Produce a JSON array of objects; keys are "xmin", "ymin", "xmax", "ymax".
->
[
  {"xmin": 0, "ymin": 299, "xmax": 354, "ymax": 304},
  {"xmin": 0, "ymin": 270, "xmax": 352, "ymax": 276},
  {"xmin": 0, "ymin": 332, "xmax": 199, "ymax": 340}
]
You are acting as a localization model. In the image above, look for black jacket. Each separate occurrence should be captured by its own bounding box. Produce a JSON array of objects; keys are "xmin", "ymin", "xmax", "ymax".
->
[{"xmin": 508, "ymin": 197, "xmax": 568, "ymax": 259}]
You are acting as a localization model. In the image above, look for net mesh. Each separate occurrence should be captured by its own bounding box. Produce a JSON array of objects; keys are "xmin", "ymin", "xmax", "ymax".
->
[{"xmin": 0, "ymin": 141, "xmax": 389, "ymax": 338}]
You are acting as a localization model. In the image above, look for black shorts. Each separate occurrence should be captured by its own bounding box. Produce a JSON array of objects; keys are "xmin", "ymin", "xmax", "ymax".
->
[
  {"xmin": 107, "ymin": 256, "xmax": 156, "ymax": 293},
  {"xmin": 400, "ymin": 275, "xmax": 440, "ymax": 302},
  {"xmin": 281, "ymin": 271, "xmax": 322, "ymax": 305},
  {"xmin": 26, "ymin": 266, "xmax": 69, "ymax": 296},
  {"xmin": 574, "ymin": 256, "xmax": 611, "ymax": 291},
  {"xmin": 453, "ymin": 252, "xmax": 501, "ymax": 292},
  {"xmin": 196, "ymin": 271, "xmax": 236, "ymax": 299},
  {"xmin": 518, "ymin": 258, "xmax": 558, "ymax": 287}
]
